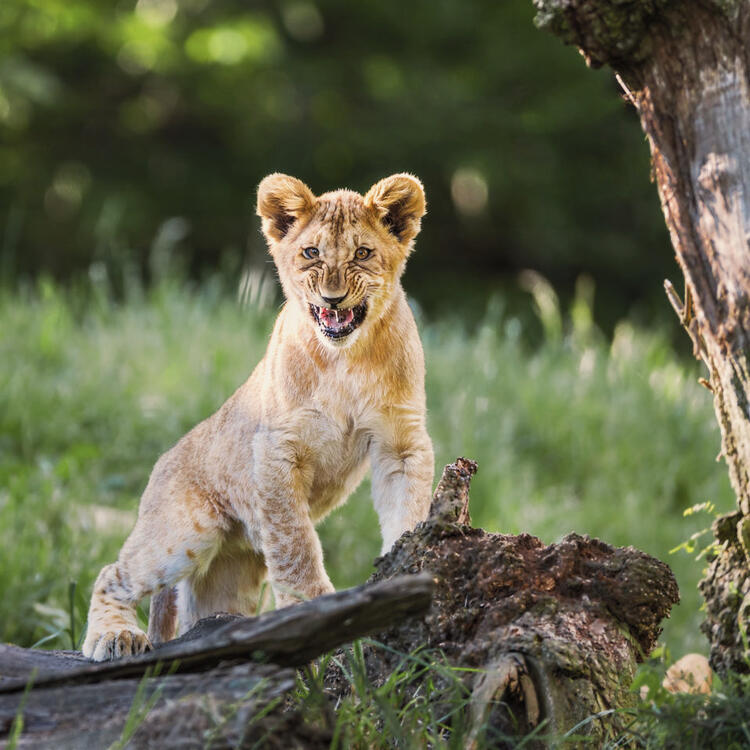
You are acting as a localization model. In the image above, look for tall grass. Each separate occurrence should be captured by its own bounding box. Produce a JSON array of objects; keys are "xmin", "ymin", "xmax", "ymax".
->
[{"xmin": 0, "ymin": 273, "xmax": 733, "ymax": 657}]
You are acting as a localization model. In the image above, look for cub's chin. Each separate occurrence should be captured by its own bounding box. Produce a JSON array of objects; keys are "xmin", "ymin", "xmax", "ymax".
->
[{"xmin": 308, "ymin": 301, "xmax": 368, "ymax": 346}]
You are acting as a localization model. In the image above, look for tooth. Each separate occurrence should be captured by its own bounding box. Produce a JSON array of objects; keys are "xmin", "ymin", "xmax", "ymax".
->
[{"xmin": 335, "ymin": 310, "xmax": 340, "ymax": 323}]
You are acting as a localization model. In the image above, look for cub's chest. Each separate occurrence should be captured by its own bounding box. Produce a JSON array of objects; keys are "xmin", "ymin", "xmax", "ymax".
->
[
  {"xmin": 293, "ymin": 403, "xmax": 371, "ymax": 468},
  {"xmin": 290, "ymin": 405, "xmax": 372, "ymax": 519},
  {"xmin": 278, "ymin": 362, "xmax": 385, "ymax": 485},
  {"xmin": 293, "ymin": 369, "xmax": 377, "ymax": 442}
]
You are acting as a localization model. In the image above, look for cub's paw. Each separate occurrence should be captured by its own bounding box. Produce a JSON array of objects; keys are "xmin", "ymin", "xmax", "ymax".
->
[{"xmin": 83, "ymin": 629, "xmax": 152, "ymax": 661}]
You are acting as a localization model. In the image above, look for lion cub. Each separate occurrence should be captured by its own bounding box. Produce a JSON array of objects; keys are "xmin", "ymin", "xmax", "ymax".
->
[{"xmin": 82, "ymin": 173, "xmax": 435, "ymax": 660}]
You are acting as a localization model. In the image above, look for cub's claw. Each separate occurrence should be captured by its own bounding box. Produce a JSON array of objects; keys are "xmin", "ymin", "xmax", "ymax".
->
[{"xmin": 83, "ymin": 629, "xmax": 152, "ymax": 661}]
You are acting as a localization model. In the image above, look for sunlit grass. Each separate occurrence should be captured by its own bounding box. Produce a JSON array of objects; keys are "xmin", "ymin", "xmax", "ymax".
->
[{"xmin": 0, "ymin": 275, "xmax": 733, "ymax": 657}]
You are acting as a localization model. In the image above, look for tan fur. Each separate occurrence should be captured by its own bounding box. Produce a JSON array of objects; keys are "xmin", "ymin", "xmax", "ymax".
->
[
  {"xmin": 82, "ymin": 173, "xmax": 435, "ymax": 661},
  {"xmin": 662, "ymin": 653, "xmax": 712, "ymax": 695}
]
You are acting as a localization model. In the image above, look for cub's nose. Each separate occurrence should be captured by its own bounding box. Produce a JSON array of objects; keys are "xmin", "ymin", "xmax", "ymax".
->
[{"xmin": 321, "ymin": 294, "xmax": 346, "ymax": 308}]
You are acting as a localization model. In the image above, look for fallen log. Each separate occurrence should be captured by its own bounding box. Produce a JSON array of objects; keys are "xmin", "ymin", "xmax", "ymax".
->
[
  {"xmin": 325, "ymin": 458, "xmax": 680, "ymax": 745},
  {"xmin": 0, "ymin": 574, "xmax": 433, "ymax": 748},
  {"xmin": 0, "ymin": 662, "xmax": 296, "ymax": 750}
]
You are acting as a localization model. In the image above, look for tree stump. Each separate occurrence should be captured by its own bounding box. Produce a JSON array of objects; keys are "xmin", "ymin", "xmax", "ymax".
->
[
  {"xmin": 326, "ymin": 458, "xmax": 679, "ymax": 745},
  {"xmin": 531, "ymin": 0, "xmax": 750, "ymax": 676}
]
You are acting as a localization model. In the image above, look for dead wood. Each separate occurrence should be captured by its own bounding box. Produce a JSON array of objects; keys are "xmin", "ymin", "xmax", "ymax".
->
[
  {"xmin": 0, "ymin": 574, "xmax": 432, "ymax": 748},
  {"xmin": 0, "ymin": 573, "xmax": 433, "ymax": 693},
  {"xmin": 325, "ymin": 458, "xmax": 679, "ymax": 745},
  {"xmin": 0, "ymin": 662, "xmax": 296, "ymax": 749}
]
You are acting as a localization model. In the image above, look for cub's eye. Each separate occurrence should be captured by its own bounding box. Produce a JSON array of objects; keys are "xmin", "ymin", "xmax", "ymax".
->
[
  {"xmin": 302, "ymin": 247, "xmax": 319, "ymax": 259},
  {"xmin": 354, "ymin": 246, "xmax": 372, "ymax": 261}
]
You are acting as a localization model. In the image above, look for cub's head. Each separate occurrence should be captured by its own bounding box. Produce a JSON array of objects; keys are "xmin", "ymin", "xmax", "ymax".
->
[{"xmin": 257, "ymin": 173, "xmax": 426, "ymax": 348}]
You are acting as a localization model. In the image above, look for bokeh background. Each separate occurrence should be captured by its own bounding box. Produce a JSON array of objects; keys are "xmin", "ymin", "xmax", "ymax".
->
[
  {"xmin": 1, "ymin": 0, "xmax": 671, "ymax": 322},
  {"xmin": 0, "ymin": 0, "xmax": 734, "ymax": 658}
]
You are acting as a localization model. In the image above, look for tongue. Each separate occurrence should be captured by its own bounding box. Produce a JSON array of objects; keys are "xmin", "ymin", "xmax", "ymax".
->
[{"xmin": 320, "ymin": 307, "xmax": 354, "ymax": 330}]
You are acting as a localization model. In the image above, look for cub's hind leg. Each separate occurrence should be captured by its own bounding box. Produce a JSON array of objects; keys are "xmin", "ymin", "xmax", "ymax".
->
[
  {"xmin": 147, "ymin": 586, "xmax": 177, "ymax": 646},
  {"xmin": 83, "ymin": 482, "xmax": 225, "ymax": 661},
  {"xmin": 176, "ymin": 539, "xmax": 267, "ymax": 636}
]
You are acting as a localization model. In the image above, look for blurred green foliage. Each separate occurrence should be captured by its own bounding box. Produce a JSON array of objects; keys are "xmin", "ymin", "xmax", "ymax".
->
[{"xmin": 0, "ymin": 0, "xmax": 670, "ymax": 319}]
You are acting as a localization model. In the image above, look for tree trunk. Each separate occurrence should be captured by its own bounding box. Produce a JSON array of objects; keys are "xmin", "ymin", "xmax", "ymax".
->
[{"xmin": 532, "ymin": 0, "xmax": 750, "ymax": 675}]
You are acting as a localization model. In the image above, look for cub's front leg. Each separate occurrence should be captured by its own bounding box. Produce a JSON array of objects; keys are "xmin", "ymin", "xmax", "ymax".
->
[
  {"xmin": 252, "ymin": 444, "xmax": 334, "ymax": 608},
  {"xmin": 370, "ymin": 411, "xmax": 435, "ymax": 553}
]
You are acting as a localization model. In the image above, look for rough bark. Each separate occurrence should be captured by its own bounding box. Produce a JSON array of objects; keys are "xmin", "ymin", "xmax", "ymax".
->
[
  {"xmin": 0, "ymin": 663, "xmax": 300, "ymax": 750},
  {"xmin": 325, "ymin": 459, "xmax": 679, "ymax": 746},
  {"xmin": 532, "ymin": 0, "xmax": 750, "ymax": 675},
  {"xmin": 0, "ymin": 575, "xmax": 432, "ymax": 748}
]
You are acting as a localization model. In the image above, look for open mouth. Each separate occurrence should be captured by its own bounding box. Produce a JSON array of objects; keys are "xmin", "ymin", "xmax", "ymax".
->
[{"xmin": 309, "ymin": 301, "xmax": 368, "ymax": 339}]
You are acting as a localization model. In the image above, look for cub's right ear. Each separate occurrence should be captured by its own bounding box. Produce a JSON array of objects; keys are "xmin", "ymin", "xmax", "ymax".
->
[{"xmin": 256, "ymin": 174, "xmax": 316, "ymax": 243}]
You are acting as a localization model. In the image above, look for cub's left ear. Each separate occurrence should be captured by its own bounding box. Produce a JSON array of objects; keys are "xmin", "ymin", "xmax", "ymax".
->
[
  {"xmin": 364, "ymin": 173, "xmax": 426, "ymax": 245},
  {"xmin": 257, "ymin": 173, "xmax": 316, "ymax": 243}
]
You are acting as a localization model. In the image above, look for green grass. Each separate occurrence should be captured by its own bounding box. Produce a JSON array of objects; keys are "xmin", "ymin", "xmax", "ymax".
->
[
  {"xmin": 291, "ymin": 639, "xmax": 572, "ymax": 748},
  {"xmin": 296, "ymin": 642, "xmax": 479, "ymax": 749},
  {"xmin": 0, "ymin": 273, "xmax": 734, "ymax": 660}
]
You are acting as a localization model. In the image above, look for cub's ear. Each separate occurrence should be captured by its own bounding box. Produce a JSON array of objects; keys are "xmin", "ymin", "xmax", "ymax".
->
[
  {"xmin": 364, "ymin": 173, "xmax": 426, "ymax": 245},
  {"xmin": 256, "ymin": 173, "xmax": 316, "ymax": 243}
]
